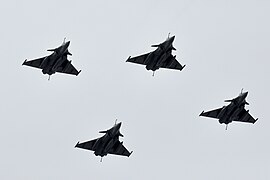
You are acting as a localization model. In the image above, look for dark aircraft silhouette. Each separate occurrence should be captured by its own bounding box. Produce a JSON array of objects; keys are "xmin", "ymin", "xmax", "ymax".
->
[
  {"xmin": 126, "ymin": 34, "xmax": 185, "ymax": 76},
  {"xmin": 23, "ymin": 39, "xmax": 81, "ymax": 80},
  {"xmin": 75, "ymin": 121, "xmax": 132, "ymax": 161},
  {"xmin": 200, "ymin": 90, "xmax": 258, "ymax": 130}
]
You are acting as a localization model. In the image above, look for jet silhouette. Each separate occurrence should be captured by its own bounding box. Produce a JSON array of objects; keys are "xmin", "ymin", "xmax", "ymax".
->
[
  {"xmin": 23, "ymin": 39, "xmax": 81, "ymax": 80},
  {"xmin": 126, "ymin": 34, "xmax": 185, "ymax": 76},
  {"xmin": 75, "ymin": 121, "xmax": 132, "ymax": 161},
  {"xmin": 200, "ymin": 90, "xmax": 258, "ymax": 129}
]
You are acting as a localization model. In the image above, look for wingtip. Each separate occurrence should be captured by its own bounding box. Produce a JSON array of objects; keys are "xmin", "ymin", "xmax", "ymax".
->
[
  {"xmin": 254, "ymin": 118, "xmax": 258, "ymax": 123},
  {"xmin": 181, "ymin": 64, "xmax": 186, "ymax": 71},
  {"xmin": 22, "ymin": 59, "xmax": 27, "ymax": 65},
  {"xmin": 126, "ymin": 56, "xmax": 131, "ymax": 62},
  {"xmin": 77, "ymin": 70, "xmax": 82, "ymax": 76},
  {"xmin": 199, "ymin": 111, "xmax": 204, "ymax": 116},
  {"xmin": 75, "ymin": 141, "xmax": 80, "ymax": 148},
  {"xmin": 129, "ymin": 151, "xmax": 133, "ymax": 157}
]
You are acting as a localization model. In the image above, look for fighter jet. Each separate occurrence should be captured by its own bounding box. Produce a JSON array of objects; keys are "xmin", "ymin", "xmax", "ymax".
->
[
  {"xmin": 75, "ymin": 121, "xmax": 132, "ymax": 161},
  {"xmin": 200, "ymin": 90, "xmax": 258, "ymax": 130},
  {"xmin": 22, "ymin": 38, "xmax": 81, "ymax": 80},
  {"xmin": 126, "ymin": 34, "xmax": 185, "ymax": 76}
]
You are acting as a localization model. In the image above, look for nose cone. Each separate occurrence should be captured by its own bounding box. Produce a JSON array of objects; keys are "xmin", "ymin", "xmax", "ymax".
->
[
  {"xmin": 168, "ymin": 36, "xmax": 175, "ymax": 43},
  {"xmin": 115, "ymin": 122, "xmax": 122, "ymax": 129},
  {"xmin": 242, "ymin": 91, "xmax": 248, "ymax": 98},
  {"xmin": 60, "ymin": 41, "xmax": 70, "ymax": 53},
  {"xmin": 65, "ymin": 41, "xmax": 70, "ymax": 47},
  {"xmin": 238, "ymin": 91, "xmax": 248, "ymax": 103},
  {"xmin": 62, "ymin": 41, "xmax": 70, "ymax": 49}
]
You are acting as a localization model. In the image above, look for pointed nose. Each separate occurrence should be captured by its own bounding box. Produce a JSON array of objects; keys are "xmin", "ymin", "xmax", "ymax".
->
[
  {"xmin": 65, "ymin": 41, "xmax": 70, "ymax": 47},
  {"xmin": 169, "ymin": 36, "xmax": 175, "ymax": 42},
  {"xmin": 239, "ymin": 92, "xmax": 248, "ymax": 100},
  {"xmin": 62, "ymin": 41, "xmax": 70, "ymax": 51},
  {"xmin": 243, "ymin": 92, "xmax": 248, "ymax": 98},
  {"xmin": 117, "ymin": 122, "xmax": 122, "ymax": 130},
  {"xmin": 116, "ymin": 122, "xmax": 122, "ymax": 129}
]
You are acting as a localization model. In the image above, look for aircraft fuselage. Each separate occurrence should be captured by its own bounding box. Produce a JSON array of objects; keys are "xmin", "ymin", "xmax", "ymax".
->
[
  {"xmin": 145, "ymin": 36, "xmax": 175, "ymax": 71},
  {"xmin": 41, "ymin": 41, "xmax": 70, "ymax": 75},
  {"xmin": 218, "ymin": 92, "xmax": 248, "ymax": 124},
  {"xmin": 218, "ymin": 104, "xmax": 244, "ymax": 124},
  {"xmin": 145, "ymin": 48, "xmax": 171, "ymax": 71},
  {"xmin": 93, "ymin": 123, "xmax": 122, "ymax": 157},
  {"xmin": 93, "ymin": 134, "xmax": 119, "ymax": 157}
]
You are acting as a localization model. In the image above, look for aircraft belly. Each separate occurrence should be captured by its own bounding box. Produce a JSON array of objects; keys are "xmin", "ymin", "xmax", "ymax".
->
[
  {"xmin": 218, "ymin": 108, "xmax": 231, "ymax": 124},
  {"xmin": 145, "ymin": 52, "xmax": 160, "ymax": 71},
  {"xmin": 217, "ymin": 107, "xmax": 226, "ymax": 119},
  {"xmin": 219, "ymin": 105, "xmax": 240, "ymax": 124},
  {"xmin": 42, "ymin": 65, "xmax": 54, "ymax": 75},
  {"xmin": 40, "ymin": 57, "xmax": 50, "ymax": 69},
  {"xmin": 157, "ymin": 53, "xmax": 170, "ymax": 67},
  {"xmin": 144, "ymin": 53, "xmax": 152, "ymax": 65},
  {"xmin": 93, "ymin": 139, "xmax": 106, "ymax": 156},
  {"xmin": 94, "ymin": 149, "xmax": 104, "ymax": 156},
  {"xmin": 104, "ymin": 139, "xmax": 115, "ymax": 153},
  {"xmin": 92, "ymin": 138, "xmax": 102, "ymax": 150},
  {"xmin": 51, "ymin": 57, "xmax": 62, "ymax": 70},
  {"xmin": 40, "ymin": 56, "xmax": 59, "ymax": 75},
  {"xmin": 94, "ymin": 138, "xmax": 116, "ymax": 156},
  {"xmin": 145, "ymin": 53, "xmax": 155, "ymax": 69},
  {"xmin": 230, "ymin": 107, "xmax": 243, "ymax": 121}
]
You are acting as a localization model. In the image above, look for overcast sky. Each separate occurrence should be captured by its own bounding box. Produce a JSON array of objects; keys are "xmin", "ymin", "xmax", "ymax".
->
[{"xmin": 0, "ymin": 0, "xmax": 269, "ymax": 179}]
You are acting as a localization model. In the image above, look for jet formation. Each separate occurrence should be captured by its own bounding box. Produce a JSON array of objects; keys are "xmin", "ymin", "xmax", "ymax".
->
[
  {"xmin": 75, "ymin": 121, "xmax": 133, "ymax": 161},
  {"xmin": 21, "ymin": 35, "xmax": 259, "ymax": 162},
  {"xmin": 126, "ymin": 34, "xmax": 185, "ymax": 76},
  {"xmin": 23, "ymin": 38, "xmax": 81, "ymax": 80},
  {"xmin": 200, "ymin": 90, "xmax": 258, "ymax": 130}
]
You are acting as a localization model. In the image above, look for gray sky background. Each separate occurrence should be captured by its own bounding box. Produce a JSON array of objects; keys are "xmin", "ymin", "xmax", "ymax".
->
[{"xmin": 0, "ymin": 0, "xmax": 269, "ymax": 179}]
